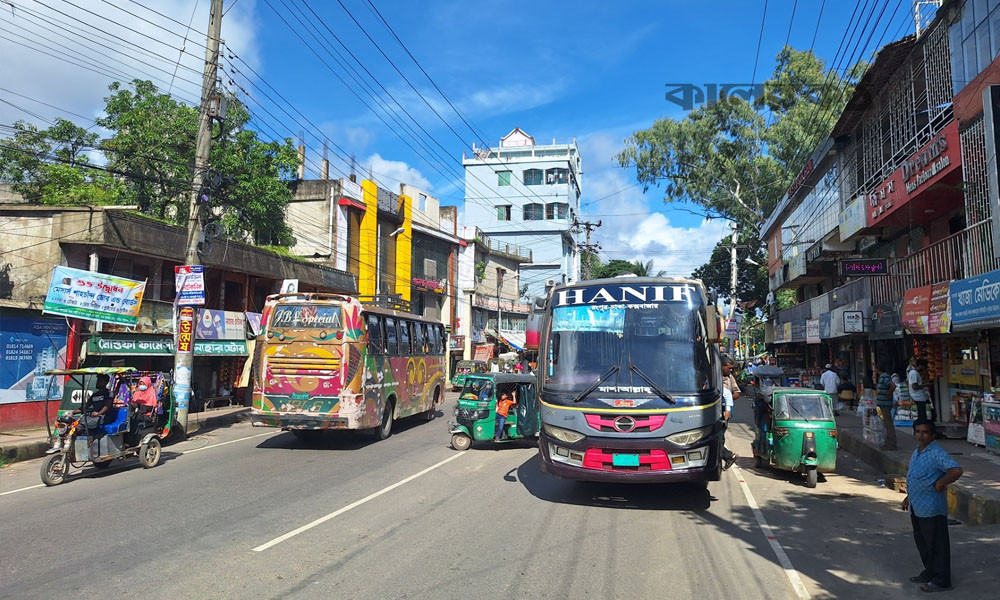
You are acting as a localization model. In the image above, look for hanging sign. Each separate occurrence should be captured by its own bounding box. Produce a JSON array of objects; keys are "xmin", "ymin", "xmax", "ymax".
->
[
  {"xmin": 43, "ymin": 266, "xmax": 146, "ymax": 326},
  {"xmin": 844, "ymin": 310, "xmax": 864, "ymax": 333},
  {"xmin": 177, "ymin": 307, "xmax": 194, "ymax": 354},
  {"xmin": 927, "ymin": 282, "xmax": 952, "ymax": 334},
  {"xmin": 902, "ymin": 286, "xmax": 932, "ymax": 334},
  {"xmin": 806, "ymin": 318, "xmax": 821, "ymax": 344},
  {"xmin": 174, "ymin": 265, "xmax": 206, "ymax": 306}
]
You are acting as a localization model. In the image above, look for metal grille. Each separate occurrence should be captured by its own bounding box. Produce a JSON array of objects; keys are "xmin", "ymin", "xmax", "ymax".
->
[
  {"xmin": 923, "ymin": 23, "xmax": 952, "ymax": 117},
  {"xmin": 961, "ymin": 117, "xmax": 991, "ymax": 225}
]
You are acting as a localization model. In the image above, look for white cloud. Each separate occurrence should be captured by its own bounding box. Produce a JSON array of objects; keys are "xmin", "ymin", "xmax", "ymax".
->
[
  {"xmin": 461, "ymin": 81, "xmax": 566, "ymax": 118},
  {"xmin": 365, "ymin": 153, "xmax": 431, "ymax": 192},
  {"xmin": 0, "ymin": 0, "xmax": 260, "ymax": 128}
]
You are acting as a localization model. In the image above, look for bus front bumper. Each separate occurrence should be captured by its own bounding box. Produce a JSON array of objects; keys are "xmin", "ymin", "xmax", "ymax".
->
[{"xmin": 538, "ymin": 431, "xmax": 723, "ymax": 483}]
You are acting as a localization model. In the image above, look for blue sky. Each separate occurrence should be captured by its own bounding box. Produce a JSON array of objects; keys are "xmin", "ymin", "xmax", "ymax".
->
[{"xmin": 0, "ymin": 0, "xmax": 921, "ymax": 276}]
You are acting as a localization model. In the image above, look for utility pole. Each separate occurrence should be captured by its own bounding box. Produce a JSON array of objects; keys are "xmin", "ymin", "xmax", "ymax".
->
[
  {"xmin": 727, "ymin": 223, "xmax": 739, "ymax": 355},
  {"xmin": 573, "ymin": 218, "xmax": 601, "ymax": 279},
  {"xmin": 174, "ymin": 0, "xmax": 224, "ymax": 437},
  {"xmin": 496, "ymin": 267, "xmax": 505, "ymax": 357}
]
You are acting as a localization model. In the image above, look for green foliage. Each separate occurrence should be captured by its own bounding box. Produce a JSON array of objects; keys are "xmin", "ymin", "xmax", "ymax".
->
[
  {"xmin": 775, "ymin": 288, "xmax": 798, "ymax": 310},
  {"xmin": 692, "ymin": 231, "xmax": 769, "ymax": 308},
  {"xmin": 475, "ymin": 261, "xmax": 486, "ymax": 281}
]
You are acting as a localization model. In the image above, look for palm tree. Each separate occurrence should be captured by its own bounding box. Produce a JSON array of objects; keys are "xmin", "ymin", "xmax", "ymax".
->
[{"xmin": 630, "ymin": 259, "xmax": 665, "ymax": 277}]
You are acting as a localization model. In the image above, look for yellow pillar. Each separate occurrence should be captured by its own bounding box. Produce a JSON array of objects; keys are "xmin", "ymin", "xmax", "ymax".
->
[
  {"xmin": 395, "ymin": 194, "xmax": 412, "ymax": 302},
  {"xmin": 360, "ymin": 180, "xmax": 378, "ymax": 297}
]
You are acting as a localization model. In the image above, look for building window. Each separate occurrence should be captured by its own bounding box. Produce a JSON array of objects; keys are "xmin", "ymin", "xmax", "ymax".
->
[
  {"xmin": 498, "ymin": 171, "xmax": 511, "ymax": 186},
  {"xmin": 496, "ymin": 205, "xmax": 512, "ymax": 221},
  {"xmin": 418, "ymin": 193, "xmax": 427, "ymax": 211},
  {"xmin": 545, "ymin": 168, "xmax": 568, "ymax": 184},
  {"xmin": 951, "ymin": 0, "xmax": 1000, "ymax": 94},
  {"xmin": 523, "ymin": 168, "xmax": 542, "ymax": 186},
  {"xmin": 523, "ymin": 203, "xmax": 544, "ymax": 220},
  {"xmin": 545, "ymin": 202, "xmax": 568, "ymax": 220}
]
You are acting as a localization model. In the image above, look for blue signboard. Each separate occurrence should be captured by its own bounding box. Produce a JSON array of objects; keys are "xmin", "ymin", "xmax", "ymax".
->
[
  {"xmin": 950, "ymin": 268, "xmax": 1000, "ymax": 326},
  {"xmin": 819, "ymin": 313, "xmax": 832, "ymax": 339},
  {"xmin": 1, "ymin": 317, "xmax": 67, "ymax": 404}
]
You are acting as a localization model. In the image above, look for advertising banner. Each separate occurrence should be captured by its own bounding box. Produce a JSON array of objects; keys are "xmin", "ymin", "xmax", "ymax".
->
[
  {"xmin": 43, "ymin": 266, "xmax": 146, "ymax": 326},
  {"xmin": 844, "ymin": 310, "xmax": 865, "ymax": 333},
  {"xmin": 950, "ymin": 267, "xmax": 1000, "ymax": 327},
  {"xmin": 806, "ymin": 319, "xmax": 821, "ymax": 344},
  {"xmin": 196, "ymin": 309, "xmax": 246, "ymax": 340},
  {"xmin": 839, "ymin": 197, "xmax": 867, "ymax": 241},
  {"xmin": 927, "ymin": 282, "xmax": 952, "ymax": 334},
  {"xmin": 0, "ymin": 318, "xmax": 67, "ymax": 404},
  {"xmin": 902, "ymin": 286, "xmax": 932, "ymax": 334},
  {"xmin": 174, "ymin": 265, "xmax": 206, "ymax": 306},
  {"xmin": 177, "ymin": 307, "xmax": 194, "ymax": 354},
  {"xmin": 245, "ymin": 312, "xmax": 263, "ymax": 336}
]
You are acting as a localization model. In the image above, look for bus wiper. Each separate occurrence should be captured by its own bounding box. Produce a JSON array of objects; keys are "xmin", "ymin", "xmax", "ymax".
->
[
  {"xmin": 573, "ymin": 365, "xmax": 620, "ymax": 403},
  {"xmin": 628, "ymin": 363, "xmax": 676, "ymax": 404}
]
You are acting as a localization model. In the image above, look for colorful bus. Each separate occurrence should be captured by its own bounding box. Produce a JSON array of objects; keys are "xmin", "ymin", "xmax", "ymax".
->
[
  {"xmin": 250, "ymin": 293, "xmax": 447, "ymax": 440},
  {"xmin": 535, "ymin": 277, "xmax": 726, "ymax": 483}
]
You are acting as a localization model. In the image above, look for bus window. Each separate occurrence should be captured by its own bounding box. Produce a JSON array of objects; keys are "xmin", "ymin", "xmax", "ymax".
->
[
  {"xmin": 399, "ymin": 319, "xmax": 412, "ymax": 354},
  {"xmin": 366, "ymin": 314, "xmax": 383, "ymax": 355},
  {"xmin": 412, "ymin": 322, "xmax": 425, "ymax": 355},
  {"xmin": 385, "ymin": 317, "xmax": 398, "ymax": 355},
  {"xmin": 438, "ymin": 325, "xmax": 447, "ymax": 355},
  {"xmin": 420, "ymin": 323, "xmax": 430, "ymax": 354},
  {"xmin": 429, "ymin": 325, "xmax": 440, "ymax": 355}
]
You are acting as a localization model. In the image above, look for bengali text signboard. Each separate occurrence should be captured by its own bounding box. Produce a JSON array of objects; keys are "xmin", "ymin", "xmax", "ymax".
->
[
  {"xmin": 174, "ymin": 265, "xmax": 206, "ymax": 306},
  {"xmin": 950, "ymin": 268, "xmax": 1000, "ymax": 327},
  {"xmin": 43, "ymin": 266, "xmax": 146, "ymax": 326},
  {"xmin": 177, "ymin": 307, "xmax": 194, "ymax": 354}
]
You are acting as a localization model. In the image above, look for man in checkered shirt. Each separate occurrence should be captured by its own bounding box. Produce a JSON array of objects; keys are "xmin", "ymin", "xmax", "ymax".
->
[{"xmin": 901, "ymin": 419, "xmax": 963, "ymax": 593}]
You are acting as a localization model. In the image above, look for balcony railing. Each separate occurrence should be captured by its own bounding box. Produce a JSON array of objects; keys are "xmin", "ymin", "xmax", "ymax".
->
[
  {"xmin": 871, "ymin": 220, "xmax": 1000, "ymax": 305},
  {"xmin": 774, "ymin": 278, "xmax": 870, "ymax": 324},
  {"xmin": 474, "ymin": 227, "xmax": 532, "ymax": 262}
]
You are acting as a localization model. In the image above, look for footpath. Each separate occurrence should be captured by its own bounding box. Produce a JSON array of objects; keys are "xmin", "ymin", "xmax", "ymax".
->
[
  {"xmin": 838, "ymin": 410, "xmax": 1000, "ymax": 525},
  {"xmin": 0, "ymin": 405, "xmax": 251, "ymax": 465}
]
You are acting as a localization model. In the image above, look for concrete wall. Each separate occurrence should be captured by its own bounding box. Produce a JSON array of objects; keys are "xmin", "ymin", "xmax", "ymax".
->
[{"xmin": 287, "ymin": 179, "xmax": 339, "ymax": 259}]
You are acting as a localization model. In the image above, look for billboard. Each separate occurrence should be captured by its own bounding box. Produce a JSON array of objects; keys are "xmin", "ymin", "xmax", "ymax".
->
[
  {"xmin": 0, "ymin": 317, "xmax": 67, "ymax": 404},
  {"xmin": 43, "ymin": 266, "xmax": 146, "ymax": 326}
]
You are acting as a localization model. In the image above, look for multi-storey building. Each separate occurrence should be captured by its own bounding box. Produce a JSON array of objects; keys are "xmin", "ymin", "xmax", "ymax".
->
[
  {"xmin": 462, "ymin": 128, "xmax": 582, "ymax": 299},
  {"xmin": 762, "ymin": 0, "xmax": 1000, "ymax": 429}
]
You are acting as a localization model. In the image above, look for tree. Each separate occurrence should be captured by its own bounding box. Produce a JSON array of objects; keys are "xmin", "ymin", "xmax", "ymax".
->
[
  {"xmin": 630, "ymin": 259, "xmax": 664, "ymax": 277},
  {"xmin": 692, "ymin": 232, "xmax": 768, "ymax": 306},
  {"xmin": 0, "ymin": 119, "xmax": 121, "ymax": 205},
  {"xmin": 617, "ymin": 47, "xmax": 863, "ymax": 307}
]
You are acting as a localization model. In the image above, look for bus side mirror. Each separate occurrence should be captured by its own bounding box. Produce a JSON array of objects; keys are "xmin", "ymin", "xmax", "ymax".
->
[{"xmin": 706, "ymin": 306, "xmax": 723, "ymax": 343}]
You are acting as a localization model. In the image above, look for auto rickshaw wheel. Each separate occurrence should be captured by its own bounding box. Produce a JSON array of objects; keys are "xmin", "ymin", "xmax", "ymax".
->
[
  {"xmin": 754, "ymin": 453, "xmax": 763, "ymax": 468},
  {"xmin": 40, "ymin": 454, "xmax": 67, "ymax": 486},
  {"xmin": 805, "ymin": 467, "xmax": 818, "ymax": 488},
  {"xmin": 451, "ymin": 433, "xmax": 472, "ymax": 451},
  {"xmin": 140, "ymin": 438, "xmax": 162, "ymax": 468},
  {"xmin": 93, "ymin": 459, "xmax": 113, "ymax": 469}
]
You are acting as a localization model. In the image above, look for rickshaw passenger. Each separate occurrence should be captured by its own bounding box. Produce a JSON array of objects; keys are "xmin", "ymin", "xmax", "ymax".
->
[
  {"xmin": 47, "ymin": 374, "xmax": 112, "ymax": 453},
  {"xmin": 131, "ymin": 376, "xmax": 158, "ymax": 415},
  {"xmin": 494, "ymin": 389, "xmax": 517, "ymax": 442}
]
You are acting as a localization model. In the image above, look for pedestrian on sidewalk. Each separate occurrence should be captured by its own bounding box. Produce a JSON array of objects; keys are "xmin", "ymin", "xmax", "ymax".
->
[
  {"xmin": 874, "ymin": 362, "xmax": 898, "ymax": 450},
  {"xmin": 909, "ymin": 359, "xmax": 931, "ymax": 422},
  {"xmin": 901, "ymin": 419, "xmax": 963, "ymax": 593},
  {"xmin": 720, "ymin": 354, "xmax": 739, "ymax": 470},
  {"xmin": 821, "ymin": 364, "xmax": 841, "ymax": 413}
]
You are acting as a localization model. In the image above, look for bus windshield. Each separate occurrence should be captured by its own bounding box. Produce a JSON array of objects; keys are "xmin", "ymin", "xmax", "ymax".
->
[
  {"xmin": 545, "ymin": 302, "xmax": 713, "ymax": 395},
  {"xmin": 270, "ymin": 304, "xmax": 343, "ymax": 330}
]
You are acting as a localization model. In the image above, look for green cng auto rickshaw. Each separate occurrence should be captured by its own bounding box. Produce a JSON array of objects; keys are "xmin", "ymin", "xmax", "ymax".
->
[
  {"xmin": 751, "ymin": 387, "xmax": 837, "ymax": 488},
  {"xmin": 451, "ymin": 360, "xmax": 488, "ymax": 391},
  {"xmin": 449, "ymin": 373, "xmax": 538, "ymax": 450}
]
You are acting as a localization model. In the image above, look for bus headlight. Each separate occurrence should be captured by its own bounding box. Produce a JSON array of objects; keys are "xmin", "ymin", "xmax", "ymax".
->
[
  {"xmin": 666, "ymin": 425, "xmax": 714, "ymax": 446},
  {"xmin": 543, "ymin": 423, "xmax": 585, "ymax": 444}
]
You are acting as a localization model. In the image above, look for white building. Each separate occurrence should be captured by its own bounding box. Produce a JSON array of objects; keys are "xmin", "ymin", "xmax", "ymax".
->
[{"xmin": 462, "ymin": 128, "xmax": 582, "ymax": 299}]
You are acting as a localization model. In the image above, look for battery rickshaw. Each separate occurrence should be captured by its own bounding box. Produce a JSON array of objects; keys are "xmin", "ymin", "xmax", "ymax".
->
[
  {"xmin": 39, "ymin": 367, "xmax": 173, "ymax": 486},
  {"xmin": 751, "ymin": 387, "xmax": 838, "ymax": 488},
  {"xmin": 449, "ymin": 373, "xmax": 538, "ymax": 450},
  {"xmin": 451, "ymin": 360, "xmax": 488, "ymax": 392}
]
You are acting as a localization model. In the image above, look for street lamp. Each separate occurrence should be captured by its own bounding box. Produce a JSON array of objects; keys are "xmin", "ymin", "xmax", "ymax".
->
[
  {"xmin": 389, "ymin": 226, "xmax": 405, "ymax": 237},
  {"xmin": 745, "ymin": 257, "xmax": 762, "ymax": 267}
]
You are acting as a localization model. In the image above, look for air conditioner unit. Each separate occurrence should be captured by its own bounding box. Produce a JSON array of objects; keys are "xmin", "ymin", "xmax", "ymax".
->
[{"xmin": 545, "ymin": 279, "xmax": 556, "ymax": 288}]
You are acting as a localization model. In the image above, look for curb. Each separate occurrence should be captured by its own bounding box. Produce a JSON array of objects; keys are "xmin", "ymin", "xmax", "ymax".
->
[
  {"xmin": 839, "ymin": 428, "xmax": 1000, "ymax": 526},
  {"xmin": 0, "ymin": 408, "xmax": 252, "ymax": 466}
]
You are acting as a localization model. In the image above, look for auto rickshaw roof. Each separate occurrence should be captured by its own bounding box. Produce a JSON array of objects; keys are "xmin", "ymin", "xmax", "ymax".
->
[
  {"xmin": 44, "ymin": 367, "xmax": 138, "ymax": 376},
  {"xmin": 751, "ymin": 366, "xmax": 785, "ymax": 377},
  {"xmin": 465, "ymin": 373, "xmax": 535, "ymax": 385},
  {"xmin": 457, "ymin": 360, "xmax": 487, "ymax": 366},
  {"xmin": 771, "ymin": 387, "xmax": 831, "ymax": 396}
]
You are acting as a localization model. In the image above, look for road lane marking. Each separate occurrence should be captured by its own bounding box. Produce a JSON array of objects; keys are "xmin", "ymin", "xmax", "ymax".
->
[
  {"xmin": 0, "ymin": 484, "xmax": 44, "ymax": 496},
  {"xmin": 253, "ymin": 451, "xmax": 467, "ymax": 552},
  {"xmin": 731, "ymin": 464, "xmax": 811, "ymax": 599},
  {"xmin": 1, "ymin": 432, "xmax": 276, "ymax": 497},
  {"xmin": 180, "ymin": 431, "xmax": 276, "ymax": 454}
]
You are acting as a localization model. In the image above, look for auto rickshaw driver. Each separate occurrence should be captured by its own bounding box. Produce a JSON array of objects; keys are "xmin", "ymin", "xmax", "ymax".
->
[{"xmin": 47, "ymin": 373, "xmax": 111, "ymax": 454}]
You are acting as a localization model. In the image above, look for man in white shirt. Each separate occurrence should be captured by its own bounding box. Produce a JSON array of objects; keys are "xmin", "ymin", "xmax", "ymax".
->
[
  {"xmin": 821, "ymin": 364, "xmax": 841, "ymax": 412},
  {"xmin": 908, "ymin": 360, "xmax": 931, "ymax": 421}
]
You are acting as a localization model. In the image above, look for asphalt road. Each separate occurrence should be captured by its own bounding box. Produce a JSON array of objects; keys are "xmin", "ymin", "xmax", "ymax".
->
[{"xmin": 2, "ymin": 393, "xmax": 999, "ymax": 600}]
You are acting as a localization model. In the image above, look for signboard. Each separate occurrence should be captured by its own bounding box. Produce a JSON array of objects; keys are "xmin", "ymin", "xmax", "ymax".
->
[
  {"xmin": 902, "ymin": 286, "xmax": 932, "ymax": 334},
  {"xmin": 86, "ymin": 336, "xmax": 247, "ymax": 356},
  {"xmin": 819, "ymin": 313, "xmax": 832, "ymax": 339},
  {"xmin": 340, "ymin": 177, "xmax": 363, "ymax": 201},
  {"xmin": 0, "ymin": 317, "xmax": 67, "ymax": 404},
  {"xmin": 412, "ymin": 277, "xmax": 446, "ymax": 293},
  {"xmin": 839, "ymin": 197, "xmax": 867, "ymax": 241},
  {"xmin": 786, "ymin": 253, "xmax": 807, "ymax": 281},
  {"xmin": 950, "ymin": 268, "xmax": 1000, "ymax": 327},
  {"xmin": 194, "ymin": 340, "xmax": 249, "ymax": 355},
  {"xmin": 279, "ymin": 279, "xmax": 299, "ymax": 294},
  {"xmin": 844, "ymin": 310, "xmax": 864, "ymax": 333},
  {"xmin": 104, "ymin": 300, "xmax": 173, "ymax": 335},
  {"xmin": 870, "ymin": 303, "xmax": 903, "ymax": 339},
  {"xmin": 806, "ymin": 318, "xmax": 821, "ymax": 344},
  {"xmin": 790, "ymin": 320, "xmax": 807, "ymax": 343},
  {"xmin": 473, "ymin": 344, "xmax": 494, "ymax": 361},
  {"xmin": 839, "ymin": 258, "xmax": 887, "ymax": 277},
  {"xmin": 174, "ymin": 265, "xmax": 206, "ymax": 306},
  {"xmin": 177, "ymin": 307, "xmax": 194, "ymax": 354},
  {"xmin": 927, "ymin": 282, "xmax": 952, "ymax": 334},
  {"xmin": 195, "ymin": 309, "xmax": 246, "ymax": 340},
  {"xmin": 245, "ymin": 312, "xmax": 263, "ymax": 336},
  {"xmin": 43, "ymin": 266, "xmax": 146, "ymax": 326}
]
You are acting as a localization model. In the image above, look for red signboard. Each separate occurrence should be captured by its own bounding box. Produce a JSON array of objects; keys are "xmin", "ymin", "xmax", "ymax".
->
[
  {"xmin": 177, "ymin": 306, "xmax": 194, "ymax": 354},
  {"xmin": 927, "ymin": 282, "xmax": 952, "ymax": 334},
  {"xmin": 866, "ymin": 121, "xmax": 961, "ymax": 227},
  {"xmin": 902, "ymin": 286, "xmax": 932, "ymax": 335}
]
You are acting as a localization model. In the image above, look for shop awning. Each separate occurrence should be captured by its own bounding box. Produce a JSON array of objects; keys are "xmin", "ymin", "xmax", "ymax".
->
[{"xmin": 499, "ymin": 330, "xmax": 525, "ymax": 351}]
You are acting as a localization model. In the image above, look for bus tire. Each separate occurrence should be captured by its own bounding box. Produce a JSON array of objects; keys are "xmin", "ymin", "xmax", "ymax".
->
[
  {"xmin": 424, "ymin": 387, "xmax": 440, "ymax": 421},
  {"xmin": 375, "ymin": 399, "xmax": 394, "ymax": 440}
]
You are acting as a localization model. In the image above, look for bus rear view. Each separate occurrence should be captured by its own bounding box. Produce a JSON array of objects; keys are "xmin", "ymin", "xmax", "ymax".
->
[{"xmin": 537, "ymin": 278, "xmax": 725, "ymax": 483}]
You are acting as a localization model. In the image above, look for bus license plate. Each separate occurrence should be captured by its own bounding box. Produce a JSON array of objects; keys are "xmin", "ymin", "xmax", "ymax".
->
[{"xmin": 612, "ymin": 454, "xmax": 640, "ymax": 467}]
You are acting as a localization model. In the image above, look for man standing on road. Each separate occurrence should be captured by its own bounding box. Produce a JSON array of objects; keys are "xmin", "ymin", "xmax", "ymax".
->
[
  {"xmin": 821, "ymin": 364, "xmax": 841, "ymax": 412},
  {"xmin": 720, "ymin": 355, "xmax": 739, "ymax": 470},
  {"xmin": 909, "ymin": 359, "xmax": 931, "ymax": 422},
  {"xmin": 902, "ymin": 419, "xmax": 963, "ymax": 593},
  {"xmin": 875, "ymin": 362, "xmax": 897, "ymax": 450}
]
